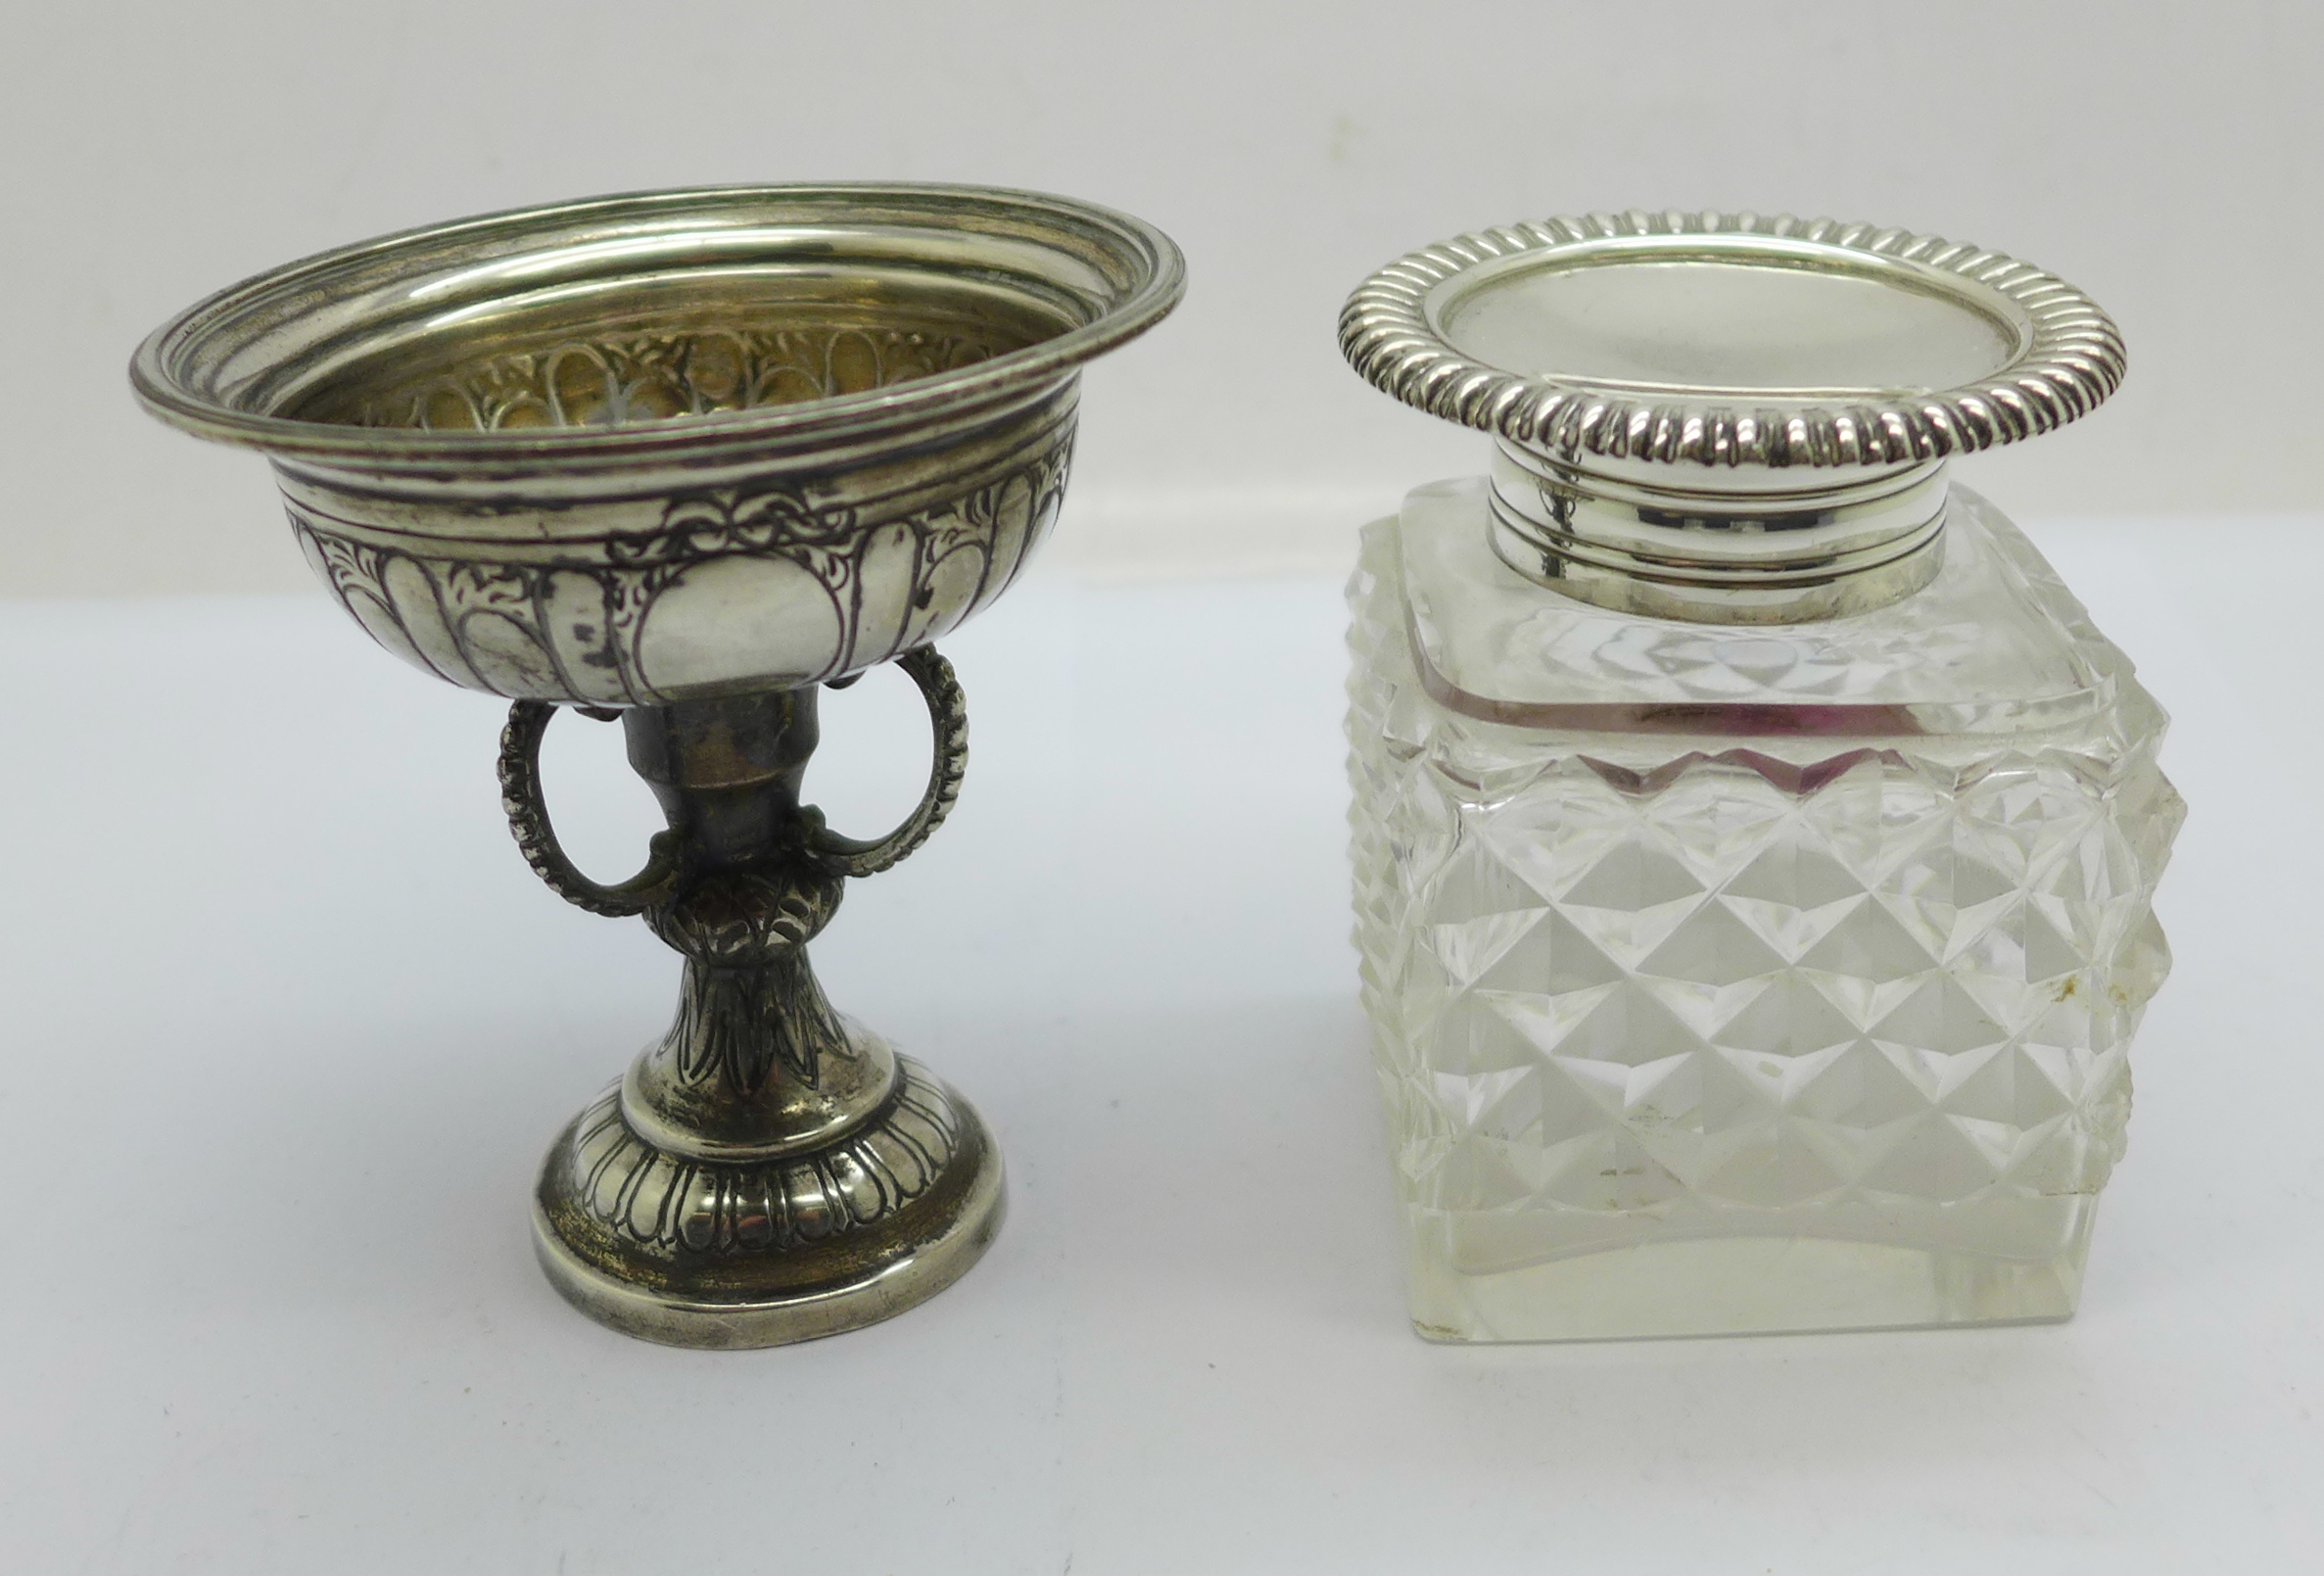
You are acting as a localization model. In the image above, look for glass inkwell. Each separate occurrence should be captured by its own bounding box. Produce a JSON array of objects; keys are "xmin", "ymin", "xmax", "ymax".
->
[{"xmin": 1340, "ymin": 213, "xmax": 2181, "ymax": 1342}]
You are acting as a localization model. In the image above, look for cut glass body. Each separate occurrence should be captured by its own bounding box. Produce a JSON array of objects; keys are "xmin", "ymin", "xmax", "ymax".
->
[{"xmin": 1348, "ymin": 478, "xmax": 2182, "ymax": 1342}]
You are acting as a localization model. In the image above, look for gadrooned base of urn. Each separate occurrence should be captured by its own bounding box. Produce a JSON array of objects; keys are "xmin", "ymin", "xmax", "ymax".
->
[{"xmin": 531, "ymin": 1055, "xmax": 1005, "ymax": 1349}]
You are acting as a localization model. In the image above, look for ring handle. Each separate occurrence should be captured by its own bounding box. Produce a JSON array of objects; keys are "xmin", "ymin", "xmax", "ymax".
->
[
  {"xmin": 498, "ymin": 701, "xmax": 681, "ymax": 917},
  {"xmin": 807, "ymin": 645, "xmax": 969, "ymax": 879}
]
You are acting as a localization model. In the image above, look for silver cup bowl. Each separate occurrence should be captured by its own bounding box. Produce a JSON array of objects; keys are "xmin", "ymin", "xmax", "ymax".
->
[{"xmin": 133, "ymin": 184, "xmax": 1183, "ymax": 702}]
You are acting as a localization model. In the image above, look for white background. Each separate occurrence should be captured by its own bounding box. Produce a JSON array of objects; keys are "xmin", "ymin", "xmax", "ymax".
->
[
  {"xmin": 2, "ymin": 0, "xmax": 2320, "ymax": 591},
  {"xmin": 3, "ymin": 533, "xmax": 2322, "ymax": 1572},
  {"xmin": 4, "ymin": 4, "xmax": 2324, "ymax": 1571}
]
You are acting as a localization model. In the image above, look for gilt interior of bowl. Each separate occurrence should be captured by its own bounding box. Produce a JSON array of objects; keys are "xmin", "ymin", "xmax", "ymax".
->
[{"xmin": 131, "ymin": 184, "xmax": 1184, "ymax": 473}]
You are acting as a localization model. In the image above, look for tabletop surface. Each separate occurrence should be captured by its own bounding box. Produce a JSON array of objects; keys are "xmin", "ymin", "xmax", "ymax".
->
[{"xmin": 2, "ymin": 519, "xmax": 2318, "ymax": 1575}]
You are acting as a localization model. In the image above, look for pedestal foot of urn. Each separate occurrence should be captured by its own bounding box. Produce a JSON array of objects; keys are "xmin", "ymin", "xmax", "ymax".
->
[
  {"xmin": 502, "ymin": 658, "xmax": 1006, "ymax": 1347},
  {"xmin": 532, "ymin": 1053, "xmax": 1005, "ymax": 1349}
]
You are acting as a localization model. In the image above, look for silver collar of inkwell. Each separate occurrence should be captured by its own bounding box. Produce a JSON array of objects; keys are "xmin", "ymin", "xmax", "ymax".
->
[{"xmin": 1340, "ymin": 211, "xmax": 2124, "ymax": 625}]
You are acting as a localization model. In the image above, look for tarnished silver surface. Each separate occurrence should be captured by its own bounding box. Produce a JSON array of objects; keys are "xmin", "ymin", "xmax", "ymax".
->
[
  {"xmin": 132, "ymin": 184, "xmax": 1183, "ymax": 1346},
  {"xmin": 1340, "ymin": 211, "xmax": 2122, "ymax": 623}
]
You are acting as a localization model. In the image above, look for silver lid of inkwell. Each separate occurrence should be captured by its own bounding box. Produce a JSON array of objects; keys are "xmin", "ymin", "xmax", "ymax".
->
[{"xmin": 1341, "ymin": 211, "xmax": 2122, "ymax": 624}]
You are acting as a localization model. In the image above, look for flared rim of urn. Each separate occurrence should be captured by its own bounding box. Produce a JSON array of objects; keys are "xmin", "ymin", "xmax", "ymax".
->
[{"xmin": 130, "ymin": 183, "xmax": 1185, "ymax": 476}]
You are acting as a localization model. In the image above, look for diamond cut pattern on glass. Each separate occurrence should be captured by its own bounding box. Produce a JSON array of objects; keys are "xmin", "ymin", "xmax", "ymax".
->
[{"xmin": 1349, "ymin": 519, "xmax": 2182, "ymax": 1253}]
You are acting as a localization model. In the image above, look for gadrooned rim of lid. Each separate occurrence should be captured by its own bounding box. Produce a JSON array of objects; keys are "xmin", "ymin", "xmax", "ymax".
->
[{"xmin": 1338, "ymin": 209, "xmax": 2124, "ymax": 469}]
